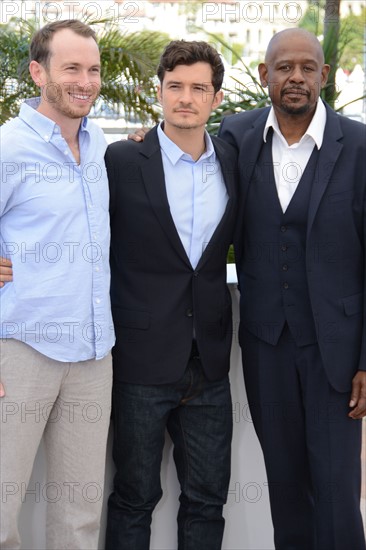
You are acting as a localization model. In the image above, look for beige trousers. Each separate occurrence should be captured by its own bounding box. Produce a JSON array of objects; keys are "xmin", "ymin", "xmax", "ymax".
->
[{"xmin": 0, "ymin": 339, "xmax": 112, "ymax": 549}]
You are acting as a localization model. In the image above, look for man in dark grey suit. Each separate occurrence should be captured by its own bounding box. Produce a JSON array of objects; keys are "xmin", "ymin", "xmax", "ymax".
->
[
  {"xmin": 105, "ymin": 40, "xmax": 237, "ymax": 549},
  {"xmin": 219, "ymin": 28, "xmax": 366, "ymax": 549}
]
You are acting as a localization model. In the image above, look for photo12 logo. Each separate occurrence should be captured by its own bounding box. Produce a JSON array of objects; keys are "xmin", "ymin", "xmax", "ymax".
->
[{"xmin": 0, "ymin": 1, "xmax": 140, "ymax": 24}]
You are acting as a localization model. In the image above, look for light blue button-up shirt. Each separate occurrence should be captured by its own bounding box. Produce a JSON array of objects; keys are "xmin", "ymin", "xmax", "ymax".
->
[
  {"xmin": 157, "ymin": 123, "xmax": 228, "ymax": 268},
  {"xmin": 0, "ymin": 98, "xmax": 115, "ymax": 361}
]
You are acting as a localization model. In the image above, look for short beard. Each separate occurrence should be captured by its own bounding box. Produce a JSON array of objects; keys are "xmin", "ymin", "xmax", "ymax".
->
[
  {"xmin": 280, "ymin": 102, "xmax": 311, "ymax": 116},
  {"xmin": 54, "ymin": 98, "xmax": 94, "ymax": 119}
]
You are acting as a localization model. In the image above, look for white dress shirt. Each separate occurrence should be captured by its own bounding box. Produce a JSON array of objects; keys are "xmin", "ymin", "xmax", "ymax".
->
[{"xmin": 263, "ymin": 99, "xmax": 327, "ymax": 212}]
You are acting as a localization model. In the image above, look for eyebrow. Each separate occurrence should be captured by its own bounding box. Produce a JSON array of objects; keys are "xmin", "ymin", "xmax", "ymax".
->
[
  {"xmin": 61, "ymin": 62, "xmax": 101, "ymax": 68},
  {"xmin": 165, "ymin": 79, "xmax": 212, "ymax": 87},
  {"xmin": 275, "ymin": 59, "xmax": 319, "ymax": 65}
]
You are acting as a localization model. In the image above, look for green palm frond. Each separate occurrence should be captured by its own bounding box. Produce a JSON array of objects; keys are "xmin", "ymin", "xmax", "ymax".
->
[
  {"xmin": 0, "ymin": 19, "xmax": 38, "ymax": 123},
  {"xmin": 198, "ymin": 29, "xmax": 269, "ymax": 134},
  {"xmin": 97, "ymin": 28, "xmax": 169, "ymax": 123}
]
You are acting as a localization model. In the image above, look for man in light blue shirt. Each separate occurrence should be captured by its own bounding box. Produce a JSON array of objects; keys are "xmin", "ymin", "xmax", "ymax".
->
[{"xmin": 0, "ymin": 20, "xmax": 114, "ymax": 549}]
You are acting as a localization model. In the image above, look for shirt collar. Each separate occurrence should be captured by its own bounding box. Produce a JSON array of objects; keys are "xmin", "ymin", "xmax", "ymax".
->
[
  {"xmin": 263, "ymin": 99, "xmax": 327, "ymax": 149},
  {"xmin": 157, "ymin": 122, "xmax": 215, "ymax": 165},
  {"xmin": 19, "ymin": 97, "xmax": 89, "ymax": 143}
]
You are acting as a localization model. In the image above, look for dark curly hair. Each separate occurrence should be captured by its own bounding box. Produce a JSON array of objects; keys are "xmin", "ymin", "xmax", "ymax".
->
[{"xmin": 157, "ymin": 40, "xmax": 224, "ymax": 93}]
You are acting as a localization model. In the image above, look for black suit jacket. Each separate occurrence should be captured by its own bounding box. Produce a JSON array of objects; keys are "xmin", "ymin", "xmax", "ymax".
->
[
  {"xmin": 219, "ymin": 104, "xmax": 366, "ymax": 391},
  {"xmin": 106, "ymin": 125, "xmax": 238, "ymax": 384}
]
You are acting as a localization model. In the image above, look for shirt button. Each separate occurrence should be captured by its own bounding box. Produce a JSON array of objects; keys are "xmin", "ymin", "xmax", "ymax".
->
[
  {"xmin": 95, "ymin": 298, "xmax": 101, "ymax": 304},
  {"xmin": 280, "ymin": 225, "xmax": 287, "ymax": 233},
  {"xmin": 281, "ymin": 244, "xmax": 287, "ymax": 252},
  {"xmin": 283, "ymin": 282, "xmax": 289, "ymax": 289},
  {"xmin": 186, "ymin": 309, "xmax": 193, "ymax": 317},
  {"xmin": 95, "ymin": 266, "xmax": 100, "ymax": 272},
  {"xmin": 282, "ymin": 264, "xmax": 288, "ymax": 271}
]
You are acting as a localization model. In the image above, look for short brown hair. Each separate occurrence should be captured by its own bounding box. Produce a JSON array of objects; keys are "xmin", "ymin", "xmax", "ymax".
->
[
  {"xmin": 30, "ymin": 20, "xmax": 97, "ymax": 67},
  {"xmin": 157, "ymin": 40, "xmax": 224, "ymax": 93}
]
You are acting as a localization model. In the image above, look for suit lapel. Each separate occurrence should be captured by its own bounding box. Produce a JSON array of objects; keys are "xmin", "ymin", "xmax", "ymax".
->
[
  {"xmin": 234, "ymin": 109, "xmax": 269, "ymax": 263},
  {"xmin": 139, "ymin": 126, "xmax": 191, "ymax": 267},
  {"xmin": 238, "ymin": 109, "xmax": 269, "ymax": 194},
  {"xmin": 307, "ymin": 105, "xmax": 344, "ymax": 238}
]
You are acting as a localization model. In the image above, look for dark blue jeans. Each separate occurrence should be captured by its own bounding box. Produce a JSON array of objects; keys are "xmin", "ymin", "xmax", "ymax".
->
[{"xmin": 105, "ymin": 355, "xmax": 233, "ymax": 550}]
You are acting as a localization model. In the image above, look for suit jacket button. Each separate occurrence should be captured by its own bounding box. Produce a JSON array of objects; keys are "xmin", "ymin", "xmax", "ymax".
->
[{"xmin": 186, "ymin": 309, "xmax": 193, "ymax": 317}]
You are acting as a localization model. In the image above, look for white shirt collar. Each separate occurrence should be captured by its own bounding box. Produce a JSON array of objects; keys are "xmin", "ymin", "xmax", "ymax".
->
[
  {"xmin": 157, "ymin": 122, "xmax": 215, "ymax": 165},
  {"xmin": 263, "ymin": 99, "xmax": 327, "ymax": 149}
]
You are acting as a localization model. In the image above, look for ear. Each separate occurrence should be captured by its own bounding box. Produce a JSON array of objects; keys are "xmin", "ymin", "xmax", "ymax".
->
[
  {"xmin": 29, "ymin": 60, "xmax": 46, "ymax": 88},
  {"xmin": 321, "ymin": 64, "xmax": 330, "ymax": 88},
  {"xmin": 258, "ymin": 63, "xmax": 268, "ymax": 87},
  {"xmin": 157, "ymin": 85, "xmax": 162, "ymax": 104},
  {"xmin": 212, "ymin": 89, "xmax": 224, "ymax": 110}
]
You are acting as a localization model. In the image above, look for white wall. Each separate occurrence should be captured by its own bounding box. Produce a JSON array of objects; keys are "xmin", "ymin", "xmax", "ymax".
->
[{"xmin": 18, "ymin": 285, "xmax": 274, "ymax": 550}]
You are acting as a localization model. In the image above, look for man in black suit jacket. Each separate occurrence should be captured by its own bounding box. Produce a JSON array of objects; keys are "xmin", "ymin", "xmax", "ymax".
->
[
  {"xmin": 219, "ymin": 28, "xmax": 366, "ymax": 549},
  {"xmin": 105, "ymin": 41, "xmax": 237, "ymax": 549}
]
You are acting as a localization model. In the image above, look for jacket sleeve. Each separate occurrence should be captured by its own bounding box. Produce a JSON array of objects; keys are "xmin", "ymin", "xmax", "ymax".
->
[
  {"xmin": 218, "ymin": 116, "xmax": 240, "ymax": 151},
  {"xmin": 105, "ymin": 147, "xmax": 116, "ymax": 217}
]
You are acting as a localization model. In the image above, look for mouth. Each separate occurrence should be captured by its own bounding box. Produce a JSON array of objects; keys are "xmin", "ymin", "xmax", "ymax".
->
[
  {"xmin": 174, "ymin": 109, "xmax": 196, "ymax": 115},
  {"xmin": 68, "ymin": 92, "xmax": 93, "ymax": 103},
  {"xmin": 282, "ymin": 88, "xmax": 309, "ymax": 98}
]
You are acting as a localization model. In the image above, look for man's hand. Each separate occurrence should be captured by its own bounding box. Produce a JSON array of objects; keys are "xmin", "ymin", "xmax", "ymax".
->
[
  {"xmin": 0, "ymin": 257, "xmax": 13, "ymax": 288},
  {"xmin": 0, "ymin": 257, "xmax": 12, "ymax": 395},
  {"xmin": 348, "ymin": 370, "xmax": 366, "ymax": 419},
  {"xmin": 127, "ymin": 127, "xmax": 149, "ymax": 142}
]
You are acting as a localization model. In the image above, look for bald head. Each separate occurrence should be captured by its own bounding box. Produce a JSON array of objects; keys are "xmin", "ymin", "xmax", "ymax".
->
[
  {"xmin": 258, "ymin": 27, "xmax": 329, "ymax": 120},
  {"xmin": 265, "ymin": 28, "xmax": 325, "ymax": 65}
]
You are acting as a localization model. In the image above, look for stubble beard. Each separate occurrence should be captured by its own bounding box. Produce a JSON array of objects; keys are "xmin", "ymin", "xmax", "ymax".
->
[
  {"xmin": 56, "ymin": 94, "xmax": 96, "ymax": 119},
  {"xmin": 171, "ymin": 118, "xmax": 202, "ymax": 131},
  {"xmin": 43, "ymin": 77, "xmax": 98, "ymax": 120}
]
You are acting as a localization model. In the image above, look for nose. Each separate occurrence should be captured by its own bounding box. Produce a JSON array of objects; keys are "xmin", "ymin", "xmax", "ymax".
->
[
  {"xmin": 289, "ymin": 65, "xmax": 305, "ymax": 84},
  {"xmin": 78, "ymin": 70, "xmax": 93, "ymax": 87},
  {"xmin": 179, "ymin": 86, "xmax": 193, "ymax": 104},
  {"xmin": 77, "ymin": 70, "xmax": 100, "ymax": 95}
]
